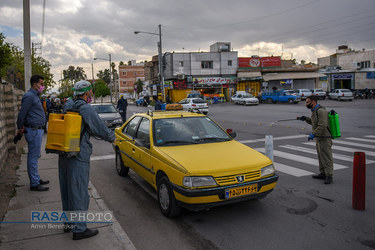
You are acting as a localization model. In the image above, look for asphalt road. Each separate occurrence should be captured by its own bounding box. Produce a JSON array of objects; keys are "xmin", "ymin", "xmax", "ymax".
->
[{"xmin": 89, "ymin": 98, "xmax": 375, "ymax": 250}]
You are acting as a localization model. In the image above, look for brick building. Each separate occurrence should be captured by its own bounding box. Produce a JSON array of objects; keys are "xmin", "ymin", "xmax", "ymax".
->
[{"xmin": 118, "ymin": 61, "xmax": 145, "ymax": 93}]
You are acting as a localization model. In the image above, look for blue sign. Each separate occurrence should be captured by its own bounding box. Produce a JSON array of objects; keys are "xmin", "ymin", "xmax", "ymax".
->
[
  {"xmin": 332, "ymin": 74, "xmax": 353, "ymax": 79},
  {"xmin": 367, "ymin": 72, "xmax": 375, "ymax": 79},
  {"xmin": 280, "ymin": 79, "xmax": 293, "ymax": 85}
]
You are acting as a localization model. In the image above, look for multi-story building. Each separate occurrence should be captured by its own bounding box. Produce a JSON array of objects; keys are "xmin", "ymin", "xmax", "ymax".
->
[
  {"xmin": 118, "ymin": 61, "xmax": 145, "ymax": 93},
  {"xmin": 161, "ymin": 42, "xmax": 238, "ymax": 102},
  {"xmin": 318, "ymin": 45, "xmax": 375, "ymax": 90}
]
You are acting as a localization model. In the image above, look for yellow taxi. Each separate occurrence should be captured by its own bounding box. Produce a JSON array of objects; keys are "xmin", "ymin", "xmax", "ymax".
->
[{"xmin": 113, "ymin": 109, "xmax": 278, "ymax": 217}]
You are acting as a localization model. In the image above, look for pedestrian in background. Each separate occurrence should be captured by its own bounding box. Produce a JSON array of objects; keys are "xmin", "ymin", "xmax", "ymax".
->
[
  {"xmin": 117, "ymin": 95, "xmax": 128, "ymax": 122},
  {"xmin": 16, "ymin": 75, "xmax": 49, "ymax": 191},
  {"xmin": 58, "ymin": 81, "xmax": 115, "ymax": 240},
  {"xmin": 297, "ymin": 95, "xmax": 334, "ymax": 184}
]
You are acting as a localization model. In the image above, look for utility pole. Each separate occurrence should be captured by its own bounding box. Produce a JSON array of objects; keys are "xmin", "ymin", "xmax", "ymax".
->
[
  {"xmin": 91, "ymin": 63, "xmax": 96, "ymax": 103},
  {"xmin": 109, "ymin": 54, "xmax": 112, "ymax": 103},
  {"xmin": 23, "ymin": 0, "xmax": 32, "ymax": 91}
]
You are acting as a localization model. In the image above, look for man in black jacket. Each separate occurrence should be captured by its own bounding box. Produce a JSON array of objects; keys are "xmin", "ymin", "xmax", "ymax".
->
[{"xmin": 117, "ymin": 95, "xmax": 128, "ymax": 122}]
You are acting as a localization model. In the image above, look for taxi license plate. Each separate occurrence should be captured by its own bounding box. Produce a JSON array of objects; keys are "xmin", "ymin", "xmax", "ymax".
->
[{"xmin": 225, "ymin": 184, "xmax": 258, "ymax": 198}]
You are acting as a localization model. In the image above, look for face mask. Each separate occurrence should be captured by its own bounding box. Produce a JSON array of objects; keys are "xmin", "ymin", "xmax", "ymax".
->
[
  {"xmin": 87, "ymin": 92, "xmax": 93, "ymax": 103},
  {"xmin": 37, "ymin": 85, "xmax": 45, "ymax": 93},
  {"xmin": 306, "ymin": 103, "xmax": 313, "ymax": 109}
]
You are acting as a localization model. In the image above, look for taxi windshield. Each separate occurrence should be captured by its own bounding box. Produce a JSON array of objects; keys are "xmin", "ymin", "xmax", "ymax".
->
[{"xmin": 153, "ymin": 117, "xmax": 231, "ymax": 146}]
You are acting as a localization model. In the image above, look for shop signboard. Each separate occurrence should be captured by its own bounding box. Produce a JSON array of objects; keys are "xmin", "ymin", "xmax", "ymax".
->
[
  {"xmin": 193, "ymin": 77, "xmax": 237, "ymax": 85},
  {"xmin": 367, "ymin": 72, "xmax": 375, "ymax": 79},
  {"xmin": 173, "ymin": 80, "xmax": 187, "ymax": 89},
  {"xmin": 238, "ymin": 57, "xmax": 281, "ymax": 68},
  {"xmin": 280, "ymin": 79, "xmax": 293, "ymax": 85},
  {"xmin": 332, "ymin": 74, "xmax": 353, "ymax": 79}
]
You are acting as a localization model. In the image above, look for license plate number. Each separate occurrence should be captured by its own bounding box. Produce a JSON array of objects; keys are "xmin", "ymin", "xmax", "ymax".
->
[{"xmin": 225, "ymin": 184, "xmax": 258, "ymax": 198}]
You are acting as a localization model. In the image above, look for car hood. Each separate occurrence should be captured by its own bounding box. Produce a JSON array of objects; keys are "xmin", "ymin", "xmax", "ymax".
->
[
  {"xmin": 157, "ymin": 140, "xmax": 272, "ymax": 175},
  {"xmin": 98, "ymin": 113, "xmax": 121, "ymax": 120}
]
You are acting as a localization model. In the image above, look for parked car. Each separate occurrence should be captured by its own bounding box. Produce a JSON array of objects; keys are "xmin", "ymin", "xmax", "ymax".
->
[
  {"xmin": 179, "ymin": 98, "xmax": 208, "ymax": 115},
  {"xmin": 295, "ymin": 89, "xmax": 313, "ymax": 100},
  {"xmin": 113, "ymin": 111, "xmax": 278, "ymax": 217},
  {"xmin": 231, "ymin": 93, "xmax": 259, "ymax": 105},
  {"xmin": 187, "ymin": 91, "xmax": 203, "ymax": 99},
  {"xmin": 328, "ymin": 89, "xmax": 354, "ymax": 101},
  {"xmin": 311, "ymin": 89, "xmax": 327, "ymax": 99},
  {"xmin": 92, "ymin": 103, "xmax": 123, "ymax": 129},
  {"xmin": 283, "ymin": 90, "xmax": 298, "ymax": 96},
  {"xmin": 261, "ymin": 90, "xmax": 301, "ymax": 104}
]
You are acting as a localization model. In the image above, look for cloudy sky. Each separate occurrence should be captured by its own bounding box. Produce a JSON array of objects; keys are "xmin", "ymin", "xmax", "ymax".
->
[{"xmin": 1, "ymin": 0, "xmax": 375, "ymax": 87}]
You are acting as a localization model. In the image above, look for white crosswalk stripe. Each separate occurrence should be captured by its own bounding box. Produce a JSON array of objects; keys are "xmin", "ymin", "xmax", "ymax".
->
[
  {"xmin": 279, "ymin": 145, "xmax": 375, "ymax": 164},
  {"xmin": 364, "ymin": 135, "xmax": 375, "ymax": 138},
  {"xmin": 332, "ymin": 140, "xmax": 375, "ymax": 149},
  {"xmin": 345, "ymin": 137, "xmax": 375, "ymax": 143},
  {"xmin": 255, "ymin": 148, "xmax": 348, "ymax": 170},
  {"xmin": 303, "ymin": 142, "xmax": 375, "ymax": 157},
  {"xmin": 272, "ymin": 162, "xmax": 314, "ymax": 177}
]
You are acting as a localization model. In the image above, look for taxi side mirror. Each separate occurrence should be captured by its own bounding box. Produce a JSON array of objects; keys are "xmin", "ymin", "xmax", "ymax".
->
[{"xmin": 226, "ymin": 129, "xmax": 237, "ymax": 139}]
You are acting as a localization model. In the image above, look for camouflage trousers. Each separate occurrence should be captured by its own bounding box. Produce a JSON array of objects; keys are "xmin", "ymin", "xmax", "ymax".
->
[{"xmin": 316, "ymin": 138, "xmax": 333, "ymax": 177}]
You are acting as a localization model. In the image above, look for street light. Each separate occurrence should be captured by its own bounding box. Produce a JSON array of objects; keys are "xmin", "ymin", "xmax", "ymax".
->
[
  {"xmin": 134, "ymin": 24, "xmax": 165, "ymax": 102},
  {"xmin": 94, "ymin": 54, "xmax": 113, "ymax": 103}
]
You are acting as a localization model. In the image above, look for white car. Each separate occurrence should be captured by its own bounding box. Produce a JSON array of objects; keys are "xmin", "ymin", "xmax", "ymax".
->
[
  {"xmin": 231, "ymin": 93, "xmax": 259, "ymax": 105},
  {"xmin": 328, "ymin": 89, "xmax": 354, "ymax": 101},
  {"xmin": 179, "ymin": 98, "xmax": 209, "ymax": 115},
  {"xmin": 295, "ymin": 89, "xmax": 313, "ymax": 100},
  {"xmin": 311, "ymin": 89, "xmax": 327, "ymax": 99},
  {"xmin": 232, "ymin": 93, "xmax": 259, "ymax": 105}
]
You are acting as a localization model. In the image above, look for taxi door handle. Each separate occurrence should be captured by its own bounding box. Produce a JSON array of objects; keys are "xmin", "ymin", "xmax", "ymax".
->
[{"xmin": 132, "ymin": 148, "xmax": 135, "ymax": 153}]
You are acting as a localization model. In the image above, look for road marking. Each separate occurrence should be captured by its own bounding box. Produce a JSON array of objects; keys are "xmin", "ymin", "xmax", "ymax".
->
[
  {"xmin": 364, "ymin": 135, "xmax": 375, "ymax": 139},
  {"xmin": 256, "ymin": 148, "xmax": 347, "ymax": 170},
  {"xmin": 239, "ymin": 134, "xmax": 306, "ymax": 144},
  {"xmin": 91, "ymin": 155, "xmax": 115, "ymax": 161},
  {"xmin": 332, "ymin": 140, "xmax": 375, "ymax": 149},
  {"xmin": 273, "ymin": 162, "xmax": 314, "ymax": 177},
  {"xmin": 304, "ymin": 142, "xmax": 375, "ymax": 157},
  {"xmin": 280, "ymin": 145, "xmax": 375, "ymax": 164},
  {"xmin": 345, "ymin": 137, "xmax": 375, "ymax": 143}
]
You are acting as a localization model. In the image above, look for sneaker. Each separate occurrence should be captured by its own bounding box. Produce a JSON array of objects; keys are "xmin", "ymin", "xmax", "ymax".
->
[
  {"xmin": 73, "ymin": 228, "xmax": 99, "ymax": 240},
  {"xmin": 312, "ymin": 173, "xmax": 326, "ymax": 179},
  {"xmin": 324, "ymin": 177, "xmax": 333, "ymax": 184},
  {"xmin": 30, "ymin": 184, "xmax": 49, "ymax": 191}
]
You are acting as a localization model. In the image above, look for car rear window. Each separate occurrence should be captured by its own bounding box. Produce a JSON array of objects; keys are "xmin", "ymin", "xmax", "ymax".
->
[
  {"xmin": 93, "ymin": 105, "xmax": 117, "ymax": 113},
  {"xmin": 341, "ymin": 89, "xmax": 351, "ymax": 93},
  {"xmin": 315, "ymin": 89, "xmax": 324, "ymax": 92},
  {"xmin": 192, "ymin": 99, "xmax": 206, "ymax": 104},
  {"xmin": 301, "ymin": 90, "xmax": 310, "ymax": 92}
]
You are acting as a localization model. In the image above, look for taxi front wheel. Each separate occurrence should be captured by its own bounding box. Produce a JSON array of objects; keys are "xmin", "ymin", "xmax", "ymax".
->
[
  {"xmin": 157, "ymin": 176, "xmax": 181, "ymax": 217},
  {"xmin": 116, "ymin": 149, "xmax": 129, "ymax": 176}
]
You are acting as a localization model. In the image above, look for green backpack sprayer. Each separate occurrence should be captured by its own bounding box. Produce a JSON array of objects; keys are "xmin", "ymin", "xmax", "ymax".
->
[{"xmin": 328, "ymin": 110, "xmax": 341, "ymax": 139}]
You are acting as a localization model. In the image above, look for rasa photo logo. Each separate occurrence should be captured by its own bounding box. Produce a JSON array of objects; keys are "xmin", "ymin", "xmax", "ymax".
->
[{"xmin": 30, "ymin": 211, "xmax": 113, "ymax": 229}]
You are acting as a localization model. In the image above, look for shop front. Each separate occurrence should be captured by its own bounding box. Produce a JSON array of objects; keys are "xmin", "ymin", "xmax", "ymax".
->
[
  {"xmin": 331, "ymin": 73, "xmax": 354, "ymax": 90},
  {"xmin": 236, "ymin": 71, "xmax": 262, "ymax": 97},
  {"xmin": 262, "ymin": 72, "xmax": 327, "ymax": 91},
  {"xmin": 167, "ymin": 77, "xmax": 237, "ymax": 103}
]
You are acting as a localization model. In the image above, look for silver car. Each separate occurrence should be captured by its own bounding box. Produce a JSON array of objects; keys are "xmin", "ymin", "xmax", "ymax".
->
[
  {"xmin": 311, "ymin": 89, "xmax": 327, "ymax": 100},
  {"xmin": 295, "ymin": 89, "xmax": 313, "ymax": 100},
  {"xmin": 92, "ymin": 103, "xmax": 123, "ymax": 129},
  {"xmin": 328, "ymin": 89, "xmax": 353, "ymax": 101},
  {"xmin": 232, "ymin": 93, "xmax": 259, "ymax": 105}
]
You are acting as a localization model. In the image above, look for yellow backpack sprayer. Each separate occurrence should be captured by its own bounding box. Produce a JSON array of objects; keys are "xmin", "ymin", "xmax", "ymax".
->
[{"xmin": 45, "ymin": 102, "xmax": 86, "ymax": 156}]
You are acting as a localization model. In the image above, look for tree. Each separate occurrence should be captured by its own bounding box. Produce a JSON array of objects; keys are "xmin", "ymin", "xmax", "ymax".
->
[
  {"xmin": 134, "ymin": 79, "xmax": 143, "ymax": 95},
  {"xmin": 301, "ymin": 60, "xmax": 306, "ymax": 65},
  {"xmin": 97, "ymin": 69, "xmax": 110, "ymax": 85},
  {"xmin": 119, "ymin": 61, "xmax": 125, "ymax": 66},
  {"xmin": 0, "ymin": 33, "xmax": 12, "ymax": 83},
  {"xmin": 94, "ymin": 79, "xmax": 110, "ymax": 103},
  {"xmin": 58, "ymin": 78, "xmax": 73, "ymax": 99},
  {"xmin": 63, "ymin": 66, "xmax": 87, "ymax": 85}
]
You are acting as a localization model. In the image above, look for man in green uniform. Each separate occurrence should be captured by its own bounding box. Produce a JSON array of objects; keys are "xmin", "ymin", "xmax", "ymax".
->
[{"xmin": 297, "ymin": 95, "xmax": 333, "ymax": 184}]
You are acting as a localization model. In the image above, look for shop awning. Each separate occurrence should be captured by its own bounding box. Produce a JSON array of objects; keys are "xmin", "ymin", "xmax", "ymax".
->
[
  {"xmin": 262, "ymin": 72, "xmax": 327, "ymax": 81},
  {"xmin": 237, "ymin": 72, "xmax": 262, "ymax": 79}
]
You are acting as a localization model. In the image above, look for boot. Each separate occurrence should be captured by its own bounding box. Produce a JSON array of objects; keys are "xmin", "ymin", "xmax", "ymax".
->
[
  {"xmin": 312, "ymin": 173, "xmax": 326, "ymax": 179},
  {"xmin": 73, "ymin": 228, "xmax": 98, "ymax": 240},
  {"xmin": 324, "ymin": 177, "xmax": 333, "ymax": 184}
]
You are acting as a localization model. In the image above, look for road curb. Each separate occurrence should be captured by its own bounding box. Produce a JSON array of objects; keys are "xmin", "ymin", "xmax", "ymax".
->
[{"xmin": 88, "ymin": 181, "xmax": 136, "ymax": 250}]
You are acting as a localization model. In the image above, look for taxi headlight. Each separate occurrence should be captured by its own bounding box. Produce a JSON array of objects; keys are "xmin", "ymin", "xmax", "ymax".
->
[
  {"xmin": 183, "ymin": 176, "xmax": 217, "ymax": 188},
  {"xmin": 261, "ymin": 165, "xmax": 275, "ymax": 177}
]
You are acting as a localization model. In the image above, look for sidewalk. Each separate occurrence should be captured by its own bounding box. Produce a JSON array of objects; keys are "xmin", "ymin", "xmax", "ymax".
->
[{"xmin": 0, "ymin": 136, "xmax": 136, "ymax": 250}]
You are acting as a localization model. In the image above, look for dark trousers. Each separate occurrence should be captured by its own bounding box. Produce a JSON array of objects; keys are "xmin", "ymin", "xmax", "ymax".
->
[{"xmin": 120, "ymin": 110, "xmax": 127, "ymax": 122}]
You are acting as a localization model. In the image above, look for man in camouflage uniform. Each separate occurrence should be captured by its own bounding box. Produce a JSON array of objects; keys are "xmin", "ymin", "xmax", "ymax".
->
[{"xmin": 297, "ymin": 95, "xmax": 333, "ymax": 184}]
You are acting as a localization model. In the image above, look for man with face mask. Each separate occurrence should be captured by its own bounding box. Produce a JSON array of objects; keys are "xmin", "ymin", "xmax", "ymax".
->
[
  {"xmin": 58, "ymin": 80, "xmax": 115, "ymax": 240},
  {"xmin": 17, "ymin": 75, "xmax": 49, "ymax": 191},
  {"xmin": 297, "ymin": 95, "xmax": 333, "ymax": 184}
]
